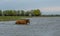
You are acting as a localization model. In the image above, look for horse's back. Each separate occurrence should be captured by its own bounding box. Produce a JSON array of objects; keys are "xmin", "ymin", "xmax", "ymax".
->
[{"xmin": 15, "ymin": 19, "xmax": 30, "ymax": 25}]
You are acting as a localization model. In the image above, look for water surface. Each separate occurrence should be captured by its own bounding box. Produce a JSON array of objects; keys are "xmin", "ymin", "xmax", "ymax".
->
[{"xmin": 0, "ymin": 17, "xmax": 60, "ymax": 36}]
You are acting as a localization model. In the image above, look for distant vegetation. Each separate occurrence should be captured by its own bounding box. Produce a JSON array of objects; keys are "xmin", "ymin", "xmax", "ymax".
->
[
  {"xmin": 0, "ymin": 9, "xmax": 60, "ymax": 17},
  {"xmin": 0, "ymin": 9, "xmax": 41, "ymax": 16},
  {"xmin": 41, "ymin": 13, "xmax": 60, "ymax": 17},
  {"xmin": 0, "ymin": 9, "xmax": 42, "ymax": 21},
  {"xmin": 0, "ymin": 9, "xmax": 60, "ymax": 21}
]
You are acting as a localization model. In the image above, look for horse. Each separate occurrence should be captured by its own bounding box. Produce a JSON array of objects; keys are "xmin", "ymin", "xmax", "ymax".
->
[{"xmin": 15, "ymin": 19, "xmax": 30, "ymax": 25}]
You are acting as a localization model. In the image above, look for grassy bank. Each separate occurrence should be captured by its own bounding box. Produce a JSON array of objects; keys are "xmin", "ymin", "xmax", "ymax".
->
[
  {"xmin": 0, "ymin": 16, "xmax": 32, "ymax": 21},
  {"xmin": 0, "ymin": 16, "xmax": 60, "ymax": 21}
]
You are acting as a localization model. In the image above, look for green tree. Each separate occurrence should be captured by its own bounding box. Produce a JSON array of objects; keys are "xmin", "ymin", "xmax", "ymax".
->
[
  {"xmin": 0, "ymin": 10, "xmax": 2, "ymax": 16},
  {"xmin": 3, "ymin": 10, "xmax": 8, "ymax": 16},
  {"xmin": 12, "ymin": 10, "xmax": 17, "ymax": 16},
  {"xmin": 17, "ymin": 10, "xmax": 21, "ymax": 16},
  {"xmin": 3, "ymin": 10, "xmax": 16, "ymax": 16},
  {"xmin": 33, "ymin": 9, "xmax": 41, "ymax": 16},
  {"xmin": 30, "ymin": 10, "xmax": 35, "ymax": 16},
  {"xmin": 25, "ymin": 11, "xmax": 30, "ymax": 16},
  {"xmin": 20, "ymin": 10, "xmax": 25, "ymax": 16}
]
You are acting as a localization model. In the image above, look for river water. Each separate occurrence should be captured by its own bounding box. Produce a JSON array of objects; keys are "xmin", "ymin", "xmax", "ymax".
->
[{"xmin": 0, "ymin": 17, "xmax": 60, "ymax": 36}]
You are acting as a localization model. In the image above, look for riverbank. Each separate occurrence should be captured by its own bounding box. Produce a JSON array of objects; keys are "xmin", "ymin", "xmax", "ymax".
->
[
  {"xmin": 0, "ymin": 16, "xmax": 60, "ymax": 21},
  {"xmin": 0, "ymin": 16, "xmax": 32, "ymax": 21}
]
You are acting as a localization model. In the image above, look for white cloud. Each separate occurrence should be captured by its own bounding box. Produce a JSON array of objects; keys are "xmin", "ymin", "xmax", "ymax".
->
[{"xmin": 40, "ymin": 7, "xmax": 60, "ymax": 12}]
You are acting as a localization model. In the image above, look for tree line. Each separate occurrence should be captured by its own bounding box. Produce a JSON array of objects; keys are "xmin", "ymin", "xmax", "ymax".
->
[{"xmin": 0, "ymin": 9, "xmax": 41, "ymax": 16}]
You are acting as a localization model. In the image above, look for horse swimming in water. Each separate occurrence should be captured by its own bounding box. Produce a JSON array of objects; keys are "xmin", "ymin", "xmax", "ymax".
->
[{"xmin": 15, "ymin": 19, "xmax": 30, "ymax": 25}]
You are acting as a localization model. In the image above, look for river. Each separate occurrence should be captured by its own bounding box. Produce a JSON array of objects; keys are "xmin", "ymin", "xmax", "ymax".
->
[{"xmin": 0, "ymin": 17, "xmax": 60, "ymax": 36}]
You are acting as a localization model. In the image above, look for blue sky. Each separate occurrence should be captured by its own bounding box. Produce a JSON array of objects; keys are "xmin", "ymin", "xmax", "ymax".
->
[{"xmin": 0, "ymin": 0, "xmax": 60, "ymax": 15}]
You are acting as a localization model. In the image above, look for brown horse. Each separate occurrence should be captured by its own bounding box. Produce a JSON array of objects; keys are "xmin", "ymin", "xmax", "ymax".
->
[{"xmin": 15, "ymin": 19, "xmax": 30, "ymax": 25}]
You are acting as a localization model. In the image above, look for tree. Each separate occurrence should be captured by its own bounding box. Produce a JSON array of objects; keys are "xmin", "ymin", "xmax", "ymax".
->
[
  {"xmin": 0, "ymin": 10, "xmax": 2, "ymax": 16},
  {"xmin": 20, "ymin": 10, "xmax": 25, "ymax": 16},
  {"xmin": 17, "ymin": 10, "xmax": 21, "ymax": 16},
  {"xmin": 12, "ymin": 10, "xmax": 17, "ymax": 16},
  {"xmin": 3, "ymin": 10, "xmax": 8, "ymax": 16},
  {"xmin": 25, "ymin": 11, "xmax": 30, "ymax": 16},
  {"xmin": 30, "ymin": 10, "xmax": 35, "ymax": 16},
  {"xmin": 3, "ymin": 10, "xmax": 16, "ymax": 16},
  {"xmin": 33, "ymin": 9, "xmax": 41, "ymax": 16},
  {"xmin": 3, "ymin": 10, "xmax": 12, "ymax": 16}
]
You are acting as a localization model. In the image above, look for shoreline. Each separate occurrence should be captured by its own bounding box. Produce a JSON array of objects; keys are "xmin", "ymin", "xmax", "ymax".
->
[
  {"xmin": 0, "ymin": 16, "xmax": 31, "ymax": 21},
  {"xmin": 0, "ymin": 16, "xmax": 60, "ymax": 21}
]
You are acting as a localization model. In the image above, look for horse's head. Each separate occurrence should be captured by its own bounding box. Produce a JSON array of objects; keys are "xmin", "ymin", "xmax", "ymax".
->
[{"xmin": 26, "ymin": 19, "xmax": 30, "ymax": 24}]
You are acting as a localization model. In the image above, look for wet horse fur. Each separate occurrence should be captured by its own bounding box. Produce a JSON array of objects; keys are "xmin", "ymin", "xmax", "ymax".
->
[{"xmin": 15, "ymin": 19, "xmax": 30, "ymax": 25}]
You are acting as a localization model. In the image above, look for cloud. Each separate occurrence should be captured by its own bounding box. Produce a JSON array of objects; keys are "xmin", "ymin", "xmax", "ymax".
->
[
  {"xmin": 0, "ymin": 0, "xmax": 60, "ymax": 11},
  {"xmin": 0, "ymin": 0, "xmax": 12, "ymax": 4},
  {"xmin": 40, "ymin": 7, "xmax": 60, "ymax": 12}
]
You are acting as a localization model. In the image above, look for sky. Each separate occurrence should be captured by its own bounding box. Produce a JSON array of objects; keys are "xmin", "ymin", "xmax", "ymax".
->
[{"xmin": 0, "ymin": 0, "xmax": 60, "ymax": 15}]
